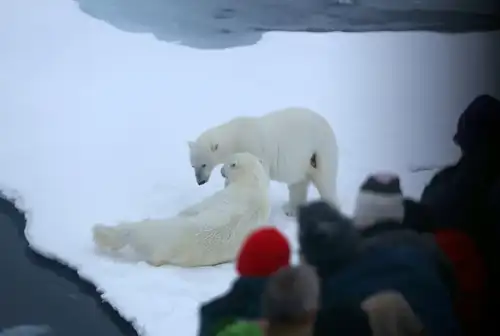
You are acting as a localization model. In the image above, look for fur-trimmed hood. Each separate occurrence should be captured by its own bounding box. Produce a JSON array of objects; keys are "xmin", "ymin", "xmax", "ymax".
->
[{"xmin": 297, "ymin": 201, "xmax": 361, "ymax": 277}]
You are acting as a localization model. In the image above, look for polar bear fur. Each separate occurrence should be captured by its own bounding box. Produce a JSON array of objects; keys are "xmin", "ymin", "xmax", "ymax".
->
[
  {"xmin": 188, "ymin": 107, "xmax": 339, "ymax": 216},
  {"xmin": 92, "ymin": 152, "xmax": 270, "ymax": 267}
]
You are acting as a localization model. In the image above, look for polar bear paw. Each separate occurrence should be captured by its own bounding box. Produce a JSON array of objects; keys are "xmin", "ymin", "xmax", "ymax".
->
[{"xmin": 282, "ymin": 202, "xmax": 298, "ymax": 217}]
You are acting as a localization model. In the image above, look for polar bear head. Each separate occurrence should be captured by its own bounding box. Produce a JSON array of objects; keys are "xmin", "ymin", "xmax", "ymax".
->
[
  {"xmin": 188, "ymin": 140, "xmax": 222, "ymax": 185},
  {"xmin": 188, "ymin": 126, "xmax": 234, "ymax": 185},
  {"xmin": 220, "ymin": 152, "xmax": 269, "ymax": 187}
]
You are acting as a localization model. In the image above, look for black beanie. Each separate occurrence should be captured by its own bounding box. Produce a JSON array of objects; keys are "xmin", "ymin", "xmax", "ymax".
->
[
  {"xmin": 297, "ymin": 201, "xmax": 360, "ymax": 277},
  {"xmin": 353, "ymin": 173, "xmax": 405, "ymax": 229}
]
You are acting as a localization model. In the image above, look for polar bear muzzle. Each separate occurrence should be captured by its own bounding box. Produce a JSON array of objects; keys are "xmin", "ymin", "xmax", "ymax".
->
[
  {"xmin": 192, "ymin": 158, "xmax": 217, "ymax": 185},
  {"xmin": 194, "ymin": 166, "xmax": 212, "ymax": 185}
]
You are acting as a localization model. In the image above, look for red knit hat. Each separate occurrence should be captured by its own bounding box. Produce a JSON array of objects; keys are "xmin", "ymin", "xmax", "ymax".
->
[{"xmin": 236, "ymin": 227, "xmax": 291, "ymax": 277}]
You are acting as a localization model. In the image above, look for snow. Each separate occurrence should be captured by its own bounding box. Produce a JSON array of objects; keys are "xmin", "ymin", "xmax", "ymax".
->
[{"xmin": 1, "ymin": 0, "xmax": 499, "ymax": 335}]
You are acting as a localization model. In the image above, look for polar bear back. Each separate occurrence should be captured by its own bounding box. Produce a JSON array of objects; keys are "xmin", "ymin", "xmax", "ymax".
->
[
  {"xmin": 94, "ymin": 153, "xmax": 271, "ymax": 267},
  {"xmin": 151, "ymin": 183, "xmax": 270, "ymax": 266},
  {"xmin": 214, "ymin": 107, "xmax": 336, "ymax": 184},
  {"xmin": 173, "ymin": 205, "xmax": 269, "ymax": 266}
]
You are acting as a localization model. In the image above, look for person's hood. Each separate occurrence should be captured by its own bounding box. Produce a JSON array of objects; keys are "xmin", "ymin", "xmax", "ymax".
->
[
  {"xmin": 454, "ymin": 94, "xmax": 500, "ymax": 158},
  {"xmin": 297, "ymin": 201, "xmax": 361, "ymax": 277}
]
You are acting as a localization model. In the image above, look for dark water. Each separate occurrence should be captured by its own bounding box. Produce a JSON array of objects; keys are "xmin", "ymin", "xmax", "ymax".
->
[
  {"xmin": 0, "ymin": 197, "xmax": 137, "ymax": 336},
  {"xmin": 73, "ymin": 0, "xmax": 500, "ymax": 49}
]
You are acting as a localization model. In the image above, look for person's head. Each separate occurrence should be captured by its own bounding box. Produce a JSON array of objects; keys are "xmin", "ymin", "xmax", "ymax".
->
[
  {"xmin": 361, "ymin": 291, "xmax": 425, "ymax": 336},
  {"xmin": 236, "ymin": 227, "xmax": 291, "ymax": 277},
  {"xmin": 454, "ymin": 94, "xmax": 500, "ymax": 158},
  {"xmin": 353, "ymin": 173, "xmax": 405, "ymax": 230},
  {"xmin": 297, "ymin": 201, "xmax": 360, "ymax": 277},
  {"xmin": 262, "ymin": 265, "xmax": 320, "ymax": 327}
]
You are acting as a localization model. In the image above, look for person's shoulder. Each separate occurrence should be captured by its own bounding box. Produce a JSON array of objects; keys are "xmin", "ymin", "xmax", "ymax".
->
[
  {"xmin": 358, "ymin": 239, "xmax": 434, "ymax": 274},
  {"xmin": 201, "ymin": 277, "xmax": 249, "ymax": 315},
  {"xmin": 207, "ymin": 277, "xmax": 269, "ymax": 318}
]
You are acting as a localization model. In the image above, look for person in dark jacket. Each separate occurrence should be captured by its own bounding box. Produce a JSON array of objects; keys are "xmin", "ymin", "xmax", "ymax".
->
[
  {"xmin": 354, "ymin": 173, "xmax": 488, "ymax": 335},
  {"xmin": 297, "ymin": 200, "xmax": 460, "ymax": 336},
  {"xmin": 420, "ymin": 94, "xmax": 500, "ymax": 333},
  {"xmin": 409, "ymin": 193, "xmax": 488, "ymax": 336},
  {"xmin": 353, "ymin": 173, "xmax": 457, "ymax": 297},
  {"xmin": 198, "ymin": 227, "xmax": 291, "ymax": 336},
  {"xmin": 420, "ymin": 94, "xmax": 500, "ymax": 238},
  {"xmin": 489, "ymin": 179, "xmax": 500, "ymax": 237}
]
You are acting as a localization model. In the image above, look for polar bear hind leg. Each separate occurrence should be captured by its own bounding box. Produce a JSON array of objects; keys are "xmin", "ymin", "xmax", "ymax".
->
[
  {"xmin": 282, "ymin": 179, "xmax": 310, "ymax": 217},
  {"xmin": 93, "ymin": 224, "xmax": 129, "ymax": 251},
  {"xmin": 309, "ymin": 149, "xmax": 339, "ymax": 208},
  {"xmin": 147, "ymin": 252, "xmax": 168, "ymax": 267}
]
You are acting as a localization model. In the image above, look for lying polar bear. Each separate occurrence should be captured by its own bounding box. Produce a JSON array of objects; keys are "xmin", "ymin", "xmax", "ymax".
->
[
  {"xmin": 188, "ymin": 107, "xmax": 339, "ymax": 216},
  {"xmin": 92, "ymin": 152, "xmax": 270, "ymax": 267}
]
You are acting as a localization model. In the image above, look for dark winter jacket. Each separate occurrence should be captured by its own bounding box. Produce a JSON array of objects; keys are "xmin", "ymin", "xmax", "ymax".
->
[
  {"xmin": 420, "ymin": 94, "xmax": 500, "ymax": 246},
  {"xmin": 359, "ymin": 220, "xmax": 458, "ymax": 301},
  {"xmin": 489, "ymin": 180, "xmax": 500, "ymax": 239},
  {"xmin": 313, "ymin": 300, "xmax": 372, "ymax": 336},
  {"xmin": 403, "ymin": 198, "xmax": 439, "ymax": 233},
  {"xmin": 297, "ymin": 201, "xmax": 460, "ymax": 336},
  {"xmin": 199, "ymin": 277, "xmax": 268, "ymax": 336},
  {"xmin": 359, "ymin": 215, "xmax": 493, "ymax": 335},
  {"xmin": 420, "ymin": 94, "xmax": 500, "ymax": 333}
]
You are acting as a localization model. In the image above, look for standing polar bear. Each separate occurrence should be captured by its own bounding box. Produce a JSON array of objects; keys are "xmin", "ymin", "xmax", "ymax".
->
[
  {"xmin": 188, "ymin": 107, "xmax": 339, "ymax": 216},
  {"xmin": 92, "ymin": 152, "xmax": 270, "ymax": 267}
]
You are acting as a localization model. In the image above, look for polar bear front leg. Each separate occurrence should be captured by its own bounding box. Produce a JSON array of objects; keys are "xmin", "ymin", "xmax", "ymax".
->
[{"xmin": 282, "ymin": 180, "xmax": 309, "ymax": 217}]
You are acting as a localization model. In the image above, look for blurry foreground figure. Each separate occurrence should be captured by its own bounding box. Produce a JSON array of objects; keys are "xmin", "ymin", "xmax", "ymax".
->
[
  {"xmin": 297, "ymin": 200, "xmax": 460, "ymax": 336},
  {"xmin": 261, "ymin": 264, "xmax": 319, "ymax": 336},
  {"xmin": 217, "ymin": 264, "xmax": 319, "ymax": 336},
  {"xmin": 199, "ymin": 227, "xmax": 291, "ymax": 336},
  {"xmin": 420, "ymin": 94, "xmax": 500, "ymax": 334}
]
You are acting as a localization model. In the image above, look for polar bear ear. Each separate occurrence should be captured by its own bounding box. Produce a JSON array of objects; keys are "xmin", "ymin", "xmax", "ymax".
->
[
  {"xmin": 187, "ymin": 141, "xmax": 196, "ymax": 149},
  {"xmin": 210, "ymin": 143, "xmax": 219, "ymax": 152}
]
